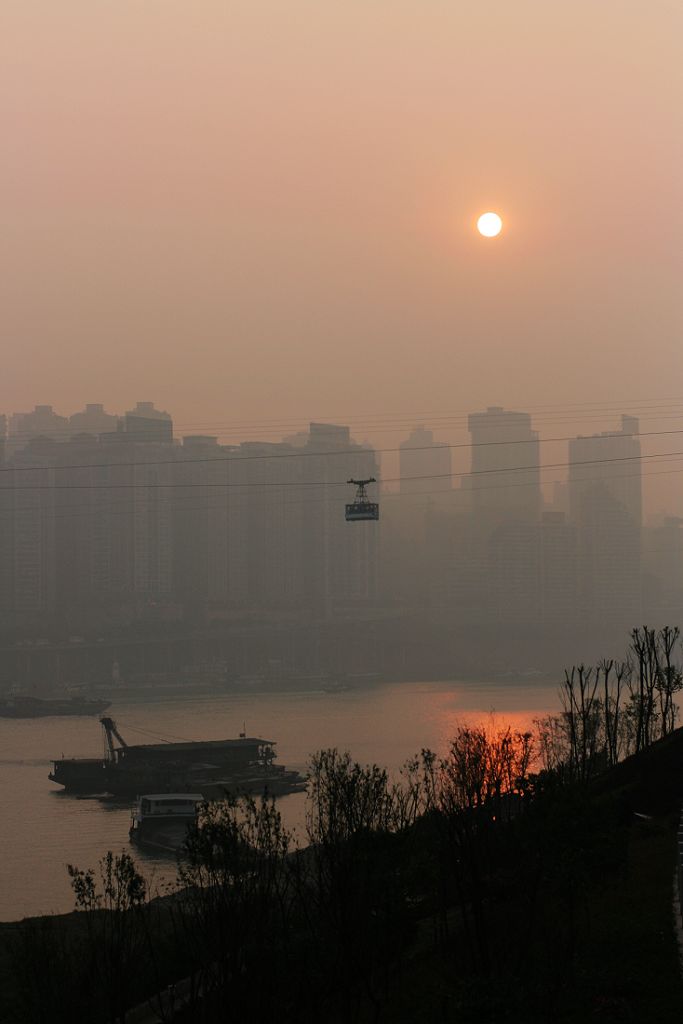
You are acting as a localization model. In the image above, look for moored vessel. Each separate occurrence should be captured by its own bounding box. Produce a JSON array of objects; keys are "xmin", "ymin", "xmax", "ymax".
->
[
  {"xmin": 49, "ymin": 716, "xmax": 306, "ymax": 798},
  {"xmin": 129, "ymin": 793, "xmax": 203, "ymax": 854},
  {"xmin": 0, "ymin": 695, "xmax": 111, "ymax": 719}
]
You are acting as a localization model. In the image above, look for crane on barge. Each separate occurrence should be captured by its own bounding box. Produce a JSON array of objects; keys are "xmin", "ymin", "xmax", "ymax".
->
[{"xmin": 101, "ymin": 716, "xmax": 128, "ymax": 764}]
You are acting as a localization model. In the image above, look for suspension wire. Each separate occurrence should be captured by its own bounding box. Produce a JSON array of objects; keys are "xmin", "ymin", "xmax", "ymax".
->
[
  {"xmin": 1, "ymin": 421, "xmax": 682, "ymax": 477},
  {"xmin": 0, "ymin": 445, "xmax": 681, "ymax": 491},
  {"xmin": 0, "ymin": 461, "xmax": 680, "ymax": 525}
]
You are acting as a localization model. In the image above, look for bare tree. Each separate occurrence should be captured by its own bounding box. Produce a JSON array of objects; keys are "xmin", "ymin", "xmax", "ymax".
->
[
  {"xmin": 559, "ymin": 665, "xmax": 601, "ymax": 781},
  {"xmin": 67, "ymin": 851, "xmax": 149, "ymax": 1024},
  {"xmin": 175, "ymin": 794, "xmax": 292, "ymax": 1016},
  {"xmin": 653, "ymin": 625, "xmax": 682, "ymax": 737}
]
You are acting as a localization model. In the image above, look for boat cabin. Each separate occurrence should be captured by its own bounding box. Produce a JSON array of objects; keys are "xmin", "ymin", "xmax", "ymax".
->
[
  {"xmin": 130, "ymin": 793, "xmax": 204, "ymax": 847},
  {"xmin": 135, "ymin": 794, "xmax": 204, "ymax": 822}
]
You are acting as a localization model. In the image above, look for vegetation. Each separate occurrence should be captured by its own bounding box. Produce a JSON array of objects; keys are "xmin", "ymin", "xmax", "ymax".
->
[{"xmin": 3, "ymin": 627, "xmax": 683, "ymax": 1023}]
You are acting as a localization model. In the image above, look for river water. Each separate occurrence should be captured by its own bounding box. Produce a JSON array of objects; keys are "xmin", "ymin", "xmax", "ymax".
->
[{"xmin": 0, "ymin": 679, "xmax": 558, "ymax": 921}]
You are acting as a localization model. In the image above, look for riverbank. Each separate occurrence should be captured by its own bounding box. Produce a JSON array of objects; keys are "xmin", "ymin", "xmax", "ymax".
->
[
  {"xmin": 0, "ymin": 680, "xmax": 559, "ymax": 921},
  {"xmin": 5, "ymin": 726, "xmax": 683, "ymax": 1023}
]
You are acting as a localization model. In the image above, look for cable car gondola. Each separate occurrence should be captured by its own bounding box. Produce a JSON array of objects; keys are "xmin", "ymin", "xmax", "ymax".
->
[{"xmin": 345, "ymin": 478, "xmax": 379, "ymax": 522}]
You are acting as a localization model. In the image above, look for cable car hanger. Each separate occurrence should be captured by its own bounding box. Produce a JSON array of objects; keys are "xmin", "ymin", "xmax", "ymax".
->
[{"xmin": 345, "ymin": 478, "xmax": 379, "ymax": 522}]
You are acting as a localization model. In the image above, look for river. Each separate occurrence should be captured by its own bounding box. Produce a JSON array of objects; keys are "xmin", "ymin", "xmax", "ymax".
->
[{"xmin": 0, "ymin": 679, "xmax": 558, "ymax": 921}]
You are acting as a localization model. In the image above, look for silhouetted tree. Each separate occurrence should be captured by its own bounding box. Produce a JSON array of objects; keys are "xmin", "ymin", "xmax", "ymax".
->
[
  {"xmin": 67, "ymin": 851, "xmax": 149, "ymax": 1024},
  {"xmin": 175, "ymin": 794, "xmax": 293, "ymax": 1019}
]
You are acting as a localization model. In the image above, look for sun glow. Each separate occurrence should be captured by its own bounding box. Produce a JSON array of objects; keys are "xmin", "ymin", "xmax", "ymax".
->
[{"xmin": 477, "ymin": 212, "xmax": 503, "ymax": 237}]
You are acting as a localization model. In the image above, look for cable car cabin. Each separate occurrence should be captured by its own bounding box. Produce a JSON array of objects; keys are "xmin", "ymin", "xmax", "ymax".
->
[
  {"xmin": 345, "ymin": 478, "xmax": 380, "ymax": 522},
  {"xmin": 346, "ymin": 501, "xmax": 379, "ymax": 522}
]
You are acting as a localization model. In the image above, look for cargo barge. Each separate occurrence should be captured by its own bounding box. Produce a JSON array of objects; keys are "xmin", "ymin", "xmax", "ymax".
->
[{"xmin": 49, "ymin": 717, "xmax": 306, "ymax": 798}]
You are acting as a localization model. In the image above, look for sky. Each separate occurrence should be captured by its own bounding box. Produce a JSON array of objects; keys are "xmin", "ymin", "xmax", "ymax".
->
[{"xmin": 1, "ymin": 1, "xmax": 682, "ymax": 511}]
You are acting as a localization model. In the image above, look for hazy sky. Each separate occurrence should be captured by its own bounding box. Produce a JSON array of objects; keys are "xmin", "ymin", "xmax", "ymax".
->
[{"xmin": 1, "ymin": 1, "xmax": 681, "ymax": 509}]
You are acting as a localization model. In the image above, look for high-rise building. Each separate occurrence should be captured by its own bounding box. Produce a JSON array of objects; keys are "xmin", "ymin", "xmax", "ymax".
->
[
  {"xmin": 69, "ymin": 403, "xmax": 119, "ymax": 437},
  {"xmin": 399, "ymin": 426, "xmax": 451, "ymax": 496},
  {"xmin": 172, "ymin": 435, "xmax": 221, "ymax": 614},
  {"xmin": 52, "ymin": 432, "xmax": 177, "ymax": 614},
  {"xmin": 0, "ymin": 424, "xmax": 181, "ymax": 627},
  {"xmin": 388, "ymin": 427, "xmax": 455, "ymax": 609},
  {"xmin": 6, "ymin": 405, "xmax": 70, "ymax": 456},
  {"xmin": 459, "ymin": 408, "xmax": 543, "ymax": 626},
  {"xmin": 0, "ymin": 441, "xmax": 57, "ymax": 619},
  {"xmin": 642, "ymin": 517, "xmax": 683, "ymax": 619},
  {"xmin": 124, "ymin": 402, "xmax": 173, "ymax": 444},
  {"xmin": 301, "ymin": 423, "xmax": 379, "ymax": 608},
  {"xmin": 540, "ymin": 511, "xmax": 578, "ymax": 626},
  {"xmin": 575, "ymin": 483, "xmax": 641, "ymax": 626},
  {"xmin": 488, "ymin": 520, "xmax": 540, "ymax": 625},
  {"xmin": 568, "ymin": 415, "xmax": 642, "ymax": 628},
  {"xmin": 568, "ymin": 415, "xmax": 641, "ymax": 527},
  {"xmin": 465, "ymin": 407, "xmax": 541, "ymax": 527}
]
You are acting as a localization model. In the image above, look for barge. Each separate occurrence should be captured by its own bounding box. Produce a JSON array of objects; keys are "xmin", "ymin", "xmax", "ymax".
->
[{"xmin": 49, "ymin": 716, "xmax": 306, "ymax": 798}]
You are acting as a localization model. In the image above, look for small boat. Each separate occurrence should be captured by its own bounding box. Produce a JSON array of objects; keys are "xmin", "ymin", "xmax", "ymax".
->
[
  {"xmin": 129, "ymin": 793, "xmax": 204, "ymax": 854},
  {"xmin": 321, "ymin": 681, "xmax": 350, "ymax": 694},
  {"xmin": 0, "ymin": 695, "xmax": 111, "ymax": 719}
]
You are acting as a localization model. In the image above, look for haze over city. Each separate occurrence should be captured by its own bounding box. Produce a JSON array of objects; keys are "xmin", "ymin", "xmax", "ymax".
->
[
  {"xmin": 2, "ymin": 4, "xmax": 683, "ymax": 1022},
  {"xmin": 2, "ymin": 2, "xmax": 682, "ymax": 510}
]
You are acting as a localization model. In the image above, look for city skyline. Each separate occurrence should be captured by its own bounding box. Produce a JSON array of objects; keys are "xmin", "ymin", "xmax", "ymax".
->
[
  {"xmin": 2, "ymin": 396, "xmax": 676, "ymax": 652},
  {"xmin": 1, "ymin": 396, "xmax": 678, "ymax": 521}
]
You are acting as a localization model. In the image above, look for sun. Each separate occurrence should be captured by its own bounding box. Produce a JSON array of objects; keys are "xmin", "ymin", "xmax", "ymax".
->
[{"xmin": 477, "ymin": 212, "xmax": 503, "ymax": 238}]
